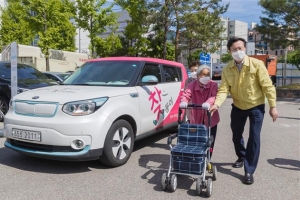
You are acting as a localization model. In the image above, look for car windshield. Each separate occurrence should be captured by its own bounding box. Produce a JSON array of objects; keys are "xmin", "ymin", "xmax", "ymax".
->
[
  {"xmin": 64, "ymin": 60, "xmax": 141, "ymax": 86},
  {"xmin": 0, "ymin": 63, "xmax": 48, "ymax": 80}
]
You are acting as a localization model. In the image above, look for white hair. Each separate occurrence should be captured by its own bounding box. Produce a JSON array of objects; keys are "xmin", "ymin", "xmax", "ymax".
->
[{"xmin": 196, "ymin": 64, "xmax": 210, "ymax": 75}]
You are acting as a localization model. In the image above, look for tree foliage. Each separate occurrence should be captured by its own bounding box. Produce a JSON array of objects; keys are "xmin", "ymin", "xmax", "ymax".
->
[
  {"xmin": 22, "ymin": 0, "xmax": 76, "ymax": 71},
  {"xmin": 116, "ymin": 0, "xmax": 150, "ymax": 56},
  {"xmin": 287, "ymin": 50, "xmax": 300, "ymax": 69},
  {"xmin": 76, "ymin": 0, "xmax": 118, "ymax": 58},
  {"xmin": 180, "ymin": 0, "xmax": 228, "ymax": 59},
  {"xmin": 256, "ymin": 0, "xmax": 300, "ymax": 49},
  {"xmin": 221, "ymin": 53, "xmax": 232, "ymax": 63},
  {"xmin": 0, "ymin": 0, "xmax": 35, "ymax": 47}
]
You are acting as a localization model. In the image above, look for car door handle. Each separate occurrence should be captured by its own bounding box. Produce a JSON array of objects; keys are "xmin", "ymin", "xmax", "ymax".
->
[{"xmin": 162, "ymin": 91, "xmax": 168, "ymax": 96}]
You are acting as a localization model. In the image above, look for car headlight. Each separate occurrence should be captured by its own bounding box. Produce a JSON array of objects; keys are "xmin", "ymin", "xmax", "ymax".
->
[{"xmin": 62, "ymin": 97, "xmax": 108, "ymax": 116}]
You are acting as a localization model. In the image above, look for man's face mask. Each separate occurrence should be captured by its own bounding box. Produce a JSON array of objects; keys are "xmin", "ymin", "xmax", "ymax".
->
[{"xmin": 232, "ymin": 50, "xmax": 245, "ymax": 61}]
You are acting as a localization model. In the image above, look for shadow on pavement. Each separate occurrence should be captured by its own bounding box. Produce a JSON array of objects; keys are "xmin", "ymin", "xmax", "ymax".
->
[
  {"xmin": 0, "ymin": 146, "xmax": 110, "ymax": 174},
  {"xmin": 138, "ymin": 154, "xmax": 197, "ymax": 196},
  {"xmin": 267, "ymin": 158, "xmax": 300, "ymax": 171},
  {"xmin": 278, "ymin": 116, "xmax": 300, "ymax": 120},
  {"xmin": 213, "ymin": 162, "xmax": 244, "ymax": 182},
  {"xmin": 134, "ymin": 130, "xmax": 174, "ymax": 152}
]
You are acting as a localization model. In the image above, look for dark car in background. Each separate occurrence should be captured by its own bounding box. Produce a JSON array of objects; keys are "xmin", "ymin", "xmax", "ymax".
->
[
  {"xmin": 0, "ymin": 61, "xmax": 57, "ymax": 121},
  {"xmin": 42, "ymin": 71, "xmax": 71, "ymax": 83}
]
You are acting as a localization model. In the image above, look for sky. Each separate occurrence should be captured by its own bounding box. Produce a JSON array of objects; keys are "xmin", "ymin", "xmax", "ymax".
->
[{"xmin": 221, "ymin": 0, "xmax": 265, "ymax": 25}]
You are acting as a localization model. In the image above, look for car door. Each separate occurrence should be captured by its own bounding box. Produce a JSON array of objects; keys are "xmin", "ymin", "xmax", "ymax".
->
[
  {"xmin": 161, "ymin": 65, "xmax": 183, "ymax": 125},
  {"xmin": 135, "ymin": 63, "xmax": 170, "ymax": 134}
]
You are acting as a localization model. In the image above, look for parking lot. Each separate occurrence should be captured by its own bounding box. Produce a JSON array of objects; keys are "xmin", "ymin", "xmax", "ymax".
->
[{"xmin": 0, "ymin": 98, "xmax": 299, "ymax": 200}]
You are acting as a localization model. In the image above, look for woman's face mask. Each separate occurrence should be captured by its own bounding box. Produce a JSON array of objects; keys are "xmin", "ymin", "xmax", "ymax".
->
[{"xmin": 199, "ymin": 76, "xmax": 211, "ymax": 85}]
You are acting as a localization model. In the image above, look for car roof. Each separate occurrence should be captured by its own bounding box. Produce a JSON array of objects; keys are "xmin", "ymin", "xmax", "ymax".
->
[{"xmin": 88, "ymin": 57, "xmax": 184, "ymax": 68}]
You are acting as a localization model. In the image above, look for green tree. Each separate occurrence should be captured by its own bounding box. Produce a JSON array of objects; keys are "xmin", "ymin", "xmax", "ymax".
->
[
  {"xmin": 180, "ymin": 1, "xmax": 228, "ymax": 59},
  {"xmin": 116, "ymin": 0, "xmax": 150, "ymax": 56},
  {"xmin": 22, "ymin": 0, "xmax": 76, "ymax": 71},
  {"xmin": 256, "ymin": 0, "xmax": 300, "ymax": 49},
  {"xmin": 287, "ymin": 50, "xmax": 300, "ymax": 69},
  {"xmin": 221, "ymin": 53, "xmax": 232, "ymax": 63},
  {"xmin": 94, "ymin": 34, "xmax": 123, "ymax": 57},
  {"xmin": 187, "ymin": 49, "xmax": 201, "ymax": 66},
  {"xmin": 279, "ymin": 50, "xmax": 300, "ymax": 69},
  {"xmin": 147, "ymin": 0, "xmax": 174, "ymax": 59},
  {"xmin": 0, "ymin": 0, "xmax": 35, "ymax": 46},
  {"xmin": 76, "ymin": 0, "xmax": 117, "ymax": 58}
]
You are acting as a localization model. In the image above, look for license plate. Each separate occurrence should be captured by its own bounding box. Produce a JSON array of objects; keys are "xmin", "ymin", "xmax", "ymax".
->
[{"xmin": 12, "ymin": 129, "xmax": 41, "ymax": 142}]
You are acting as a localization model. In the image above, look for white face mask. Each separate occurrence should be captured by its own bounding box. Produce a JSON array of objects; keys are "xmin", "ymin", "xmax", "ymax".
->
[
  {"xmin": 232, "ymin": 50, "xmax": 245, "ymax": 61},
  {"xmin": 199, "ymin": 77, "xmax": 210, "ymax": 85},
  {"xmin": 190, "ymin": 72, "xmax": 197, "ymax": 79}
]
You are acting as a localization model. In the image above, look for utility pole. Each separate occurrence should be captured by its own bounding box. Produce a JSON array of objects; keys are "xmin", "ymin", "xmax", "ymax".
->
[{"xmin": 283, "ymin": 48, "xmax": 287, "ymax": 86}]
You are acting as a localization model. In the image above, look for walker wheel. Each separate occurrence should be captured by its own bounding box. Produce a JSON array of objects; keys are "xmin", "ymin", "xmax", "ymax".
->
[
  {"xmin": 169, "ymin": 174, "xmax": 177, "ymax": 192},
  {"xmin": 196, "ymin": 177, "xmax": 202, "ymax": 196},
  {"xmin": 206, "ymin": 178, "xmax": 213, "ymax": 197},
  {"xmin": 212, "ymin": 165, "xmax": 217, "ymax": 181},
  {"xmin": 161, "ymin": 173, "xmax": 168, "ymax": 191}
]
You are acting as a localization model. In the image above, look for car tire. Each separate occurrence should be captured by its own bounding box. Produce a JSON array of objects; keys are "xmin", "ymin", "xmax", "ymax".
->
[
  {"xmin": 100, "ymin": 119, "xmax": 134, "ymax": 167},
  {"xmin": 0, "ymin": 96, "xmax": 9, "ymax": 122}
]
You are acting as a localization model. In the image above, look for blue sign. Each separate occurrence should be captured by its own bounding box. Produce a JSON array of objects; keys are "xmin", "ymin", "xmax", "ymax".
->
[{"xmin": 200, "ymin": 52, "xmax": 211, "ymax": 64}]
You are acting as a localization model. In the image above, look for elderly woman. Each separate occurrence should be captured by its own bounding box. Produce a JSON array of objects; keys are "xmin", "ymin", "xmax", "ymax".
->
[{"xmin": 180, "ymin": 64, "xmax": 220, "ymax": 158}]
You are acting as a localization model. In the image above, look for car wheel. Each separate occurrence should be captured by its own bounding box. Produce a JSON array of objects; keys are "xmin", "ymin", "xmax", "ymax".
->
[
  {"xmin": 0, "ymin": 96, "xmax": 9, "ymax": 122},
  {"xmin": 100, "ymin": 119, "xmax": 134, "ymax": 167}
]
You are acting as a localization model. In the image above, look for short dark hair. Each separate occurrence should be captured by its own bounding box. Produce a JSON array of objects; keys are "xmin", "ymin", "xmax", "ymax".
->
[
  {"xmin": 227, "ymin": 37, "xmax": 247, "ymax": 50},
  {"xmin": 189, "ymin": 60, "xmax": 200, "ymax": 69}
]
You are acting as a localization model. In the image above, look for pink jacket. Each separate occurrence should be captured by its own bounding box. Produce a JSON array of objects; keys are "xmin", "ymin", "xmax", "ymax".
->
[{"xmin": 181, "ymin": 80, "xmax": 220, "ymax": 128}]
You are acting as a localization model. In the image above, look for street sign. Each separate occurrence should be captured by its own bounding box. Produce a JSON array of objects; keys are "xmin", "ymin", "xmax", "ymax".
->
[{"xmin": 200, "ymin": 52, "xmax": 211, "ymax": 64}]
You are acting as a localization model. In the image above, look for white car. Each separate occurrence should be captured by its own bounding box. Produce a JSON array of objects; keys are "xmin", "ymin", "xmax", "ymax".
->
[{"xmin": 4, "ymin": 57, "xmax": 188, "ymax": 167}]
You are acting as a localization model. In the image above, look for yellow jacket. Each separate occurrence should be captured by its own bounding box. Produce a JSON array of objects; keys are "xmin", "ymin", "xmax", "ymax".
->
[{"xmin": 215, "ymin": 55, "xmax": 276, "ymax": 110}]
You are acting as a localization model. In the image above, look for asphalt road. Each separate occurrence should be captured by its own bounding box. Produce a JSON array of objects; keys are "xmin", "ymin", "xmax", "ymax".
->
[{"xmin": 0, "ymin": 98, "xmax": 299, "ymax": 200}]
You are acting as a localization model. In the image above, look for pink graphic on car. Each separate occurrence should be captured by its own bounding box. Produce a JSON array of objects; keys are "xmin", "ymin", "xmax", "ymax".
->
[{"xmin": 148, "ymin": 87, "xmax": 164, "ymax": 125}]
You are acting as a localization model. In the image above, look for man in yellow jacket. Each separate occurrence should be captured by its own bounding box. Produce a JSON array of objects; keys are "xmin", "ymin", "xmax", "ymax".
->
[{"xmin": 210, "ymin": 37, "xmax": 278, "ymax": 185}]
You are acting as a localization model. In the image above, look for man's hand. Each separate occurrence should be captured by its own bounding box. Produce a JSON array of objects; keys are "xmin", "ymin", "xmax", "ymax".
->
[
  {"xmin": 209, "ymin": 104, "xmax": 219, "ymax": 115},
  {"xmin": 269, "ymin": 107, "xmax": 278, "ymax": 122}
]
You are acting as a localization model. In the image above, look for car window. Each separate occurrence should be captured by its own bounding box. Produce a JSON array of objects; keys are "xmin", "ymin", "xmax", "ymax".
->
[
  {"xmin": 0, "ymin": 63, "xmax": 47, "ymax": 80},
  {"xmin": 163, "ymin": 65, "xmax": 182, "ymax": 82},
  {"xmin": 140, "ymin": 63, "xmax": 162, "ymax": 83},
  {"xmin": 44, "ymin": 74, "xmax": 57, "ymax": 81},
  {"xmin": 56, "ymin": 73, "xmax": 70, "ymax": 81},
  {"xmin": 64, "ymin": 60, "xmax": 141, "ymax": 86}
]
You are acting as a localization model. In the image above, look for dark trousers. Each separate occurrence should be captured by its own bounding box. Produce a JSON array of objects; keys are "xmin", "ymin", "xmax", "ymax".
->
[
  {"xmin": 210, "ymin": 125, "xmax": 217, "ymax": 159},
  {"xmin": 230, "ymin": 104, "xmax": 265, "ymax": 174}
]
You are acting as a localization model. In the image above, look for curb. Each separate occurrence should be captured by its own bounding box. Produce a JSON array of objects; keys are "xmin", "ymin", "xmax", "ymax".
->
[{"xmin": 276, "ymin": 98, "xmax": 300, "ymax": 102}]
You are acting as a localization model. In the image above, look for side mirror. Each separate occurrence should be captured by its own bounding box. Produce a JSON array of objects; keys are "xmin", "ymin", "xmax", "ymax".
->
[{"xmin": 139, "ymin": 75, "xmax": 158, "ymax": 85}]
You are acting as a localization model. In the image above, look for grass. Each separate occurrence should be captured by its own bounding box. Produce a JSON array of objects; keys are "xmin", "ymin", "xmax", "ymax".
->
[{"xmin": 277, "ymin": 83, "xmax": 300, "ymax": 89}]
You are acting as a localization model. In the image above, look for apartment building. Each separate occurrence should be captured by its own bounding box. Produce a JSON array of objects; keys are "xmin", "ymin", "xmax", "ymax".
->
[{"xmin": 248, "ymin": 27, "xmax": 295, "ymax": 57}]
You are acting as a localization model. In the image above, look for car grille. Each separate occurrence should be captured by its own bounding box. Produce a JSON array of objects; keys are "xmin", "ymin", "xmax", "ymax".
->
[
  {"xmin": 14, "ymin": 101, "xmax": 58, "ymax": 117},
  {"xmin": 7, "ymin": 139, "xmax": 80, "ymax": 152}
]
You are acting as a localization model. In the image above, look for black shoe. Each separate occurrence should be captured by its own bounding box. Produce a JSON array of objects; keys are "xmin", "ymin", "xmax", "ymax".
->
[
  {"xmin": 232, "ymin": 158, "xmax": 244, "ymax": 168},
  {"xmin": 243, "ymin": 173, "xmax": 254, "ymax": 185}
]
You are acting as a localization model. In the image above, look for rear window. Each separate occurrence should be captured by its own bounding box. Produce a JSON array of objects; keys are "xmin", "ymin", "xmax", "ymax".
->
[
  {"xmin": 0, "ymin": 63, "xmax": 47, "ymax": 80},
  {"xmin": 163, "ymin": 65, "xmax": 182, "ymax": 82}
]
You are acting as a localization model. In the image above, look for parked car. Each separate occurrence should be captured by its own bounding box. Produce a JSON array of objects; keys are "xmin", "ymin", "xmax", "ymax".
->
[
  {"xmin": 0, "ymin": 61, "xmax": 57, "ymax": 121},
  {"xmin": 42, "ymin": 71, "xmax": 71, "ymax": 83},
  {"xmin": 3, "ymin": 57, "xmax": 188, "ymax": 167}
]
